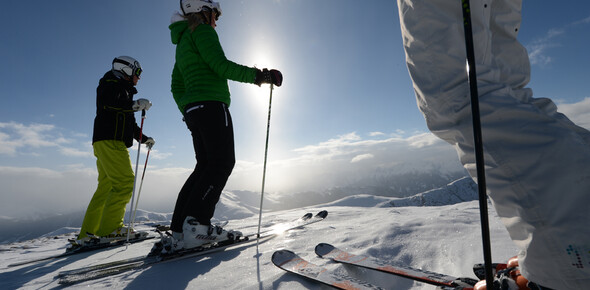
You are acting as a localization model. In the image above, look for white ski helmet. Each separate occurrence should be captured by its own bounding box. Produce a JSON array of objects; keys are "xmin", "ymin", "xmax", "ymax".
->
[
  {"xmin": 180, "ymin": 0, "xmax": 222, "ymax": 18},
  {"xmin": 112, "ymin": 56, "xmax": 142, "ymax": 78}
]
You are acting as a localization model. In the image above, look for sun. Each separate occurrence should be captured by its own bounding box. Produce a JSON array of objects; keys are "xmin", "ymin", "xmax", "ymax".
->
[{"xmin": 241, "ymin": 43, "xmax": 280, "ymax": 112}]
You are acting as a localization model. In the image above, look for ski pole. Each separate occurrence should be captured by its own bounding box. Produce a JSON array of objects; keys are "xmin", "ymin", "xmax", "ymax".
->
[
  {"xmin": 461, "ymin": 0, "xmax": 494, "ymax": 286},
  {"xmin": 127, "ymin": 109, "xmax": 145, "ymax": 244},
  {"xmin": 257, "ymin": 84, "xmax": 274, "ymax": 239},
  {"xmin": 130, "ymin": 146, "xmax": 151, "ymax": 230}
]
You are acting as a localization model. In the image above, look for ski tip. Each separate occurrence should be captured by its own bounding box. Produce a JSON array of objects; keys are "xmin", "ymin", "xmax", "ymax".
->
[
  {"xmin": 316, "ymin": 210, "xmax": 328, "ymax": 219},
  {"xmin": 314, "ymin": 243, "xmax": 335, "ymax": 257},
  {"xmin": 272, "ymin": 249, "xmax": 298, "ymax": 266},
  {"xmin": 64, "ymin": 246, "xmax": 82, "ymax": 254},
  {"xmin": 302, "ymin": 213, "xmax": 313, "ymax": 220},
  {"xmin": 7, "ymin": 260, "xmax": 33, "ymax": 267}
]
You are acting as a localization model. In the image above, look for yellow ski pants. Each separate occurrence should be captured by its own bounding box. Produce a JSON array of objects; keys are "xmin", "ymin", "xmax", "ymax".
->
[{"xmin": 79, "ymin": 140, "xmax": 134, "ymax": 238}]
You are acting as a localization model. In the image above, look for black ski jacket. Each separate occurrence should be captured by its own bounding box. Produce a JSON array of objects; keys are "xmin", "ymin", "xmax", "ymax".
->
[{"xmin": 92, "ymin": 71, "xmax": 149, "ymax": 148}]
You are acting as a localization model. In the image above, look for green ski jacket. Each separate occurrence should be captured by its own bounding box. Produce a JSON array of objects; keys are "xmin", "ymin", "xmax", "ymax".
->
[{"xmin": 169, "ymin": 20, "xmax": 258, "ymax": 114}]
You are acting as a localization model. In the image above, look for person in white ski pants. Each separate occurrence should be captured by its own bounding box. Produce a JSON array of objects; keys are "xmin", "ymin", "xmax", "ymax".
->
[{"xmin": 397, "ymin": 0, "xmax": 590, "ymax": 289}]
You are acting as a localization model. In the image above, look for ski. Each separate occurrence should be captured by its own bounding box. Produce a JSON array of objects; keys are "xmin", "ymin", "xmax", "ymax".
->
[
  {"xmin": 56, "ymin": 211, "xmax": 317, "ymax": 278},
  {"xmin": 272, "ymin": 249, "xmax": 384, "ymax": 290},
  {"xmin": 314, "ymin": 243, "xmax": 477, "ymax": 289},
  {"xmin": 7, "ymin": 233, "xmax": 154, "ymax": 268},
  {"xmin": 58, "ymin": 236, "xmax": 254, "ymax": 286},
  {"xmin": 57, "ymin": 210, "xmax": 327, "ymax": 285}
]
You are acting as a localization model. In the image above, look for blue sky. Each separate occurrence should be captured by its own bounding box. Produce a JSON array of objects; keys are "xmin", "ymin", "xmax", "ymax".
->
[{"xmin": 1, "ymin": 1, "xmax": 589, "ymax": 218}]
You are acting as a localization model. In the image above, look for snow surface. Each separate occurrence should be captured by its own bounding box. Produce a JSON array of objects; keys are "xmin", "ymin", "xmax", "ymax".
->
[{"xmin": 0, "ymin": 177, "xmax": 518, "ymax": 289}]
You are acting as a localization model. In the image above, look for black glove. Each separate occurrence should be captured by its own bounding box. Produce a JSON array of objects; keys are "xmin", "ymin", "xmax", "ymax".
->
[{"xmin": 255, "ymin": 68, "xmax": 283, "ymax": 87}]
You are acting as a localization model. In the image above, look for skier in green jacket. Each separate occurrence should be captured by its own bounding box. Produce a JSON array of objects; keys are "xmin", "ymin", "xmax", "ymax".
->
[
  {"xmin": 163, "ymin": 0, "xmax": 282, "ymax": 252},
  {"xmin": 74, "ymin": 56, "xmax": 155, "ymax": 247}
]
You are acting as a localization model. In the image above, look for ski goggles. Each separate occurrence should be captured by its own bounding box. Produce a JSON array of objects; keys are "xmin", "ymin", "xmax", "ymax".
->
[
  {"xmin": 202, "ymin": 6, "xmax": 220, "ymax": 21},
  {"xmin": 206, "ymin": 0, "xmax": 222, "ymax": 20},
  {"xmin": 133, "ymin": 67, "xmax": 142, "ymax": 77}
]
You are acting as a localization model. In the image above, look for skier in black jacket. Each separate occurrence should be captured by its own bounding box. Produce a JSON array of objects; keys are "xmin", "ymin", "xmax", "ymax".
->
[{"xmin": 75, "ymin": 56, "xmax": 155, "ymax": 245}]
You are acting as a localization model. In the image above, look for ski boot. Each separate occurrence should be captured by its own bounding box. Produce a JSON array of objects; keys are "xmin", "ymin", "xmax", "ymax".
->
[
  {"xmin": 182, "ymin": 216, "xmax": 243, "ymax": 249},
  {"xmin": 472, "ymin": 257, "xmax": 553, "ymax": 290},
  {"xmin": 152, "ymin": 230, "xmax": 184, "ymax": 255},
  {"xmin": 97, "ymin": 226, "xmax": 149, "ymax": 243},
  {"xmin": 66, "ymin": 236, "xmax": 94, "ymax": 252}
]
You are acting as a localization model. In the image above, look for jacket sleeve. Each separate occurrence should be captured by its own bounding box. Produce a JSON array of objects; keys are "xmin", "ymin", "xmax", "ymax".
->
[
  {"xmin": 193, "ymin": 25, "xmax": 258, "ymax": 84},
  {"xmin": 133, "ymin": 123, "xmax": 150, "ymax": 143}
]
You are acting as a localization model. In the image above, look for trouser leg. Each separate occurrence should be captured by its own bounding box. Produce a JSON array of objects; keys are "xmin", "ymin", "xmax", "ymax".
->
[
  {"xmin": 170, "ymin": 147, "xmax": 204, "ymax": 232},
  {"xmin": 89, "ymin": 140, "xmax": 134, "ymax": 237},
  {"xmin": 397, "ymin": 1, "xmax": 590, "ymax": 288},
  {"xmin": 172, "ymin": 102, "xmax": 235, "ymax": 230},
  {"xmin": 79, "ymin": 147, "xmax": 111, "ymax": 239}
]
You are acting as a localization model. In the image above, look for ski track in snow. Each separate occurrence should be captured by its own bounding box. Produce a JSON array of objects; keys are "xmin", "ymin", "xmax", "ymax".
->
[{"xmin": 0, "ymin": 179, "xmax": 518, "ymax": 290}]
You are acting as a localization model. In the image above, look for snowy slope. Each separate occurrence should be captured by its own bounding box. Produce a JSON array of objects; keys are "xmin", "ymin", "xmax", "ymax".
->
[{"xmin": 0, "ymin": 179, "xmax": 518, "ymax": 290}]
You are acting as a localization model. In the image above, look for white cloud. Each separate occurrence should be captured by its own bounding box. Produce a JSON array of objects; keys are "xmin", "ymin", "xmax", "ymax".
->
[
  {"xmin": 527, "ymin": 30, "xmax": 561, "ymax": 66},
  {"xmin": 59, "ymin": 146, "xmax": 93, "ymax": 158},
  {"xmin": 129, "ymin": 144, "xmax": 173, "ymax": 161},
  {"xmin": 574, "ymin": 15, "xmax": 590, "ymax": 25},
  {"xmin": 527, "ymin": 16, "xmax": 589, "ymax": 66},
  {"xmin": 351, "ymin": 153, "xmax": 374, "ymax": 163},
  {"xmin": 407, "ymin": 132, "xmax": 440, "ymax": 148},
  {"xmin": 6, "ymin": 102, "xmax": 588, "ymax": 219},
  {"xmin": 0, "ymin": 166, "xmax": 95, "ymax": 218},
  {"xmin": 0, "ymin": 122, "xmax": 68, "ymax": 156},
  {"xmin": 0, "ymin": 122, "xmax": 108, "ymax": 161},
  {"xmin": 0, "ymin": 130, "xmax": 466, "ymax": 219},
  {"xmin": 558, "ymin": 97, "xmax": 590, "ymax": 130},
  {"xmin": 527, "ymin": 43, "xmax": 553, "ymax": 66},
  {"xmin": 0, "ymin": 165, "xmax": 191, "ymax": 219},
  {"xmin": 0, "ymin": 131, "xmax": 18, "ymax": 155},
  {"xmin": 227, "ymin": 131, "xmax": 463, "ymax": 193}
]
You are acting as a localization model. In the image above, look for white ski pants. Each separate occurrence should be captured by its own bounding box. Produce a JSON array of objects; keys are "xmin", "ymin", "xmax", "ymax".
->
[{"xmin": 397, "ymin": 0, "xmax": 590, "ymax": 288}]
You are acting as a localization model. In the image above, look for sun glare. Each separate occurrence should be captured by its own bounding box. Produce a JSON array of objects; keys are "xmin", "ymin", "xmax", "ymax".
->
[
  {"xmin": 245, "ymin": 82, "xmax": 274, "ymax": 112},
  {"xmin": 244, "ymin": 47, "xmax": 279, "ymax": 112},
  {"xmin": 268, "ymin": 223, "xmax": 291, "ymax": 235}
]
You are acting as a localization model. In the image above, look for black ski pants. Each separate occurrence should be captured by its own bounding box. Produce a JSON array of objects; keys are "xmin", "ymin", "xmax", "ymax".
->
[{"xmin": 170, "ymin": 101, "xmax": 235, "ymax": 233}]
